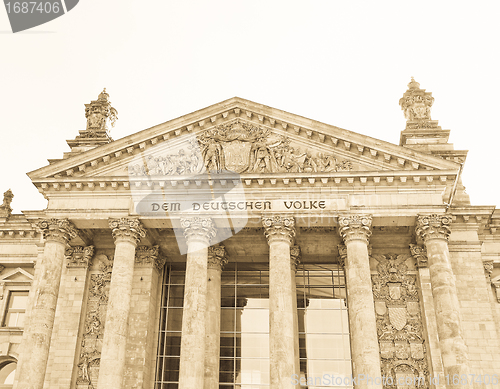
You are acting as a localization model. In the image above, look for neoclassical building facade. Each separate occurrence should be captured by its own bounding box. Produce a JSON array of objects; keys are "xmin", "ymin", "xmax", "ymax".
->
[{"xmin": 1, "ymin": 80, "xmax": 499, "ymax": 389}]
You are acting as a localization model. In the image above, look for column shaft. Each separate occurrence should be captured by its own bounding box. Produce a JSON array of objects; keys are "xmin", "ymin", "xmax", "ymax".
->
[
  {"xmin": 204, "ymin": 246, "xmax": 227, "ymax": 389},
  {"xmin": 15, "ymin": 219, "xmax": 78, "ymax": 389},
  {"xmin": 97, "ymin": 218, "xmax": 145, "ymax": 389},
  {"xmin": 338, "ymin": 215, "xmax": 382, "ymax": 389},
  {"xmin": 416, "ymin": 214, "xmax": 470, "ymax": 382},
  {"xmin": 290, "ymin": 246, "xmax": 301, "ymax": 377},
  {"xmin": 179, "ymin": 217, "xmax": 216, "ymax": 389},
  {"xmin": 427, "ymin": 239, "xmax": 469, "ymax": 376},
  {"xmin": 263, "ymin": 216, "xmax": 297, "ymax": 389},
  {"xmin": 124, "ymin": 245, "xmax": 165, "ymax": 389},
  {"xmin": 45, "ymin": 246, "xmax": 94, "ymax": 389}
]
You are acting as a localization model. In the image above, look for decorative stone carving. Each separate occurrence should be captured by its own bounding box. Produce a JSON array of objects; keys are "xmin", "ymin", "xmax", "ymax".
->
[
  {"xmin": 66, "ymin": 246, "xmax": 95, "ymax": 268},
  {"xmin": 135, "ymin": 245, "xmax": 157, "ymax": 264},
  {"xmin": 77, "ymin": 254, "xmax": 114, "ymax": 387},
  {"xmin": 180, "ymin": 217, "xmax": 217, "ymax": 245},
  {"xmin": 155, "ymin": 256, "xmax": 167, "ymax": 272},
  {"xmin": 262, "ymin": 216, "xmax": 296, "ymax": 245},
  {"xmin": 337, "ymin": 244, "xmax": 347, "ymax": 268},
  {"xmin": 409, "ymin": 244, "xmax": 427, "ymax": 268},
  {"xmin": 483, "ymin": 260, "xmax": 494, "ymax": 283},
  {"xmin": 492, "ymin": 282, "xmax": 500, "ymax": 303},
  {"xmin": 207, "ymin": 245, "xmax": 228, "ymax": 270},
  {"xmin": 290, "ymin": 245, "xmax": 301, "ymax": 271},
  {"xmin": 371, "ymin": 253, "xmax": 429, "ymax": 388},
  {"xmin": 127, "ymin": 120, "xmax": 353, "ymax": 176},
  {"xmin": 399, "ymin": 78, "xmax": 435, "ymax": 122},
  {"xmin": 83, "ymin": 89, "xmax": 118, "ymax": 138},
  {"xmin": 109, "ymin": 218, "xmax": 146, "ymax": 245},
  {"xmin": 199, "ymin": 120, "xmax": 274, "ymax": 173},
  {"xmin": 415, "ymin": 214, "xmax": 452, "ymax": 242},
  {"xmin": 37, "ymin": 218, "xmax": 79, "ymax": 245},
  {"xmin": 0, "ymin": 189, "xmax": 13, "ymax": 218},
  {"xmin": 128, "ymin": 137, "xmax": 204, "ymax": 176},
  {"xmin": 135, "ymin": 245, "xmax": 167, "ymax": 272},
  {"xmin": 338, "ymin": 215, "xmax": 372, "ymax": 244}
]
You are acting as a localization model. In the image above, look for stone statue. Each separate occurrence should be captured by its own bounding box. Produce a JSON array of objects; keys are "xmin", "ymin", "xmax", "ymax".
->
[
  {"xmin": 1, "ymin": 189, "xmax": 13, "ymax": 209},
  {"xmin": 83, "ymin": 88, "xmax": 118, "ymax": 138},
  {"xmin": 0, "ymin": 189, "xmax": 13, "ymax": 218},
  {"xmin": 199, "ymin": 137, "xmax": 224, "ymax": 172},
  {"xmin": 77, "ymin": 354, "xmax": 90, "ymax": 383},
  {"xmin": 399, "ymin": 78, "xmax": 434, "ymax": 122},
  {"xmin": 276, "ymin": 147, "xmax": 305, "ymax": 173},
  {"xmin": 248, "ymin": 137, "xmax": 281, "ymax": 173}
]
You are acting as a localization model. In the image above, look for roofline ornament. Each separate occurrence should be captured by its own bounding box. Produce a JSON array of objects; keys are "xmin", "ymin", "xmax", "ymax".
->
[
  {"xmin": 399, "ymin": 78, "xmax": 437, "ymax": 129},
  {"xmin": 0, "ymin": 189, "xmax": 14, "ymax": 219},
  {"xmin": 83, "ymin": 88, "xmax": 118, "ymax": 139}
]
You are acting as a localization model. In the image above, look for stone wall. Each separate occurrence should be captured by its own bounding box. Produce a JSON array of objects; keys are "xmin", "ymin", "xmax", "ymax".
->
[
  {"xmin": 123, "ymin": 252, "xmax": 162, "ymax": 389},
  {"xmin": 449, "ymin": 237, "xmax": 500, "ymax": 378}
]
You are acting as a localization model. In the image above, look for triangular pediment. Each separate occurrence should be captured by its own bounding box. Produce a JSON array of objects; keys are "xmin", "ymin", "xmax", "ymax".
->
[
  {"xmin": 28, "ymin": 97, "xmax": 460, "ymax": 185},
  {"xmin": 0, "ymin": 268, "xmax": 34, "ymax": 283},
  {"xmin": 69, "ymin": 119, "xmax": 414, "ymax": 179}
]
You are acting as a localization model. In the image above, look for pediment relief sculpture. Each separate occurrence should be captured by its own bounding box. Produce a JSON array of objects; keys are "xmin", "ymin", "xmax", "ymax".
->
[{"xmin": 126, "ymin": 120, "xmax": 352, "ymax": 176}]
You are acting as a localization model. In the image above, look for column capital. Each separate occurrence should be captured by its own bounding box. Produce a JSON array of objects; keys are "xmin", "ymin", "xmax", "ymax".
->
[
  {"xmin": 409, "ymin": 244, "xmax": 428, "ymax": 268},
  {"xmin": 208, "ymin": 245, "xmax": 228, "ymax": 271},
  {"xmin": 290, "ymin": 245, "xmax": 301, "ymax": 271},
  {"xmin": 37, "ymin": 218, "xmax": 79, "ymax": 245},
  {"xmin": 135, "ymin": 245, "xmax": 167, "ymax": 272},
  {"xmin": 415, "ymin": 214, "xmax": 452, "ymax": 242},
  {"xmin": 66, "ymin": 245, "xmax": 95, "ymax": 268},
  {"xmin": 338, "ymin": 214, "xmax": 372, "ymax": 244},
  {"xmin": 180, "ymin": 217, "xmax": 216, "ymax": 246},
  {"xmin": 262, "ymin": 215, "xmax": 296, "ymax": 245},
  {"xmin": 109, "ymin": 217, "xmax": 146, "ymax": 246}
]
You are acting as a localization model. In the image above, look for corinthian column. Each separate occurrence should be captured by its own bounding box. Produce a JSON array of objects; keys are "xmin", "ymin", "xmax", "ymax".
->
[
  {"xmin": 179, "ymin": 217, "xmax": 216, "ymax": 389},
  {"xmin": 97, "ymin": 218, "xmax": 146, "ymax": 389},
  {"xmin": 262, "ymin": 216, "xmax": 298, "ymax": 389},
  {"xmin": 290, "ymin": 245, "xmax": 301, "ymax": 377},
  {"xmin": 16, "ymin": 219, "xmax": 78, "ymax": 389},
  {"xmin": 416, "ymin": 214, "xmax": 470, "ymax": 381},
  {"xmin": 338, "ymin": 215, "xmax": 382, "ymax": 389},
  {"xmin": 205, "ymin": 245, "xmax": 227, "ymax": 389}
]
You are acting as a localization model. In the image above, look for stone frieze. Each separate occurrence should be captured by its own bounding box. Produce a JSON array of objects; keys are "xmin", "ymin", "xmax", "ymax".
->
[{"xmin": 127, "ymin": 120, "xmax": 353, "ymax": 176}]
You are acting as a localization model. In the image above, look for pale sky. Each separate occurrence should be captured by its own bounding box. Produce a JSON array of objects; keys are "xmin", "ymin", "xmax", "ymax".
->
[{"xmin": 1, "ymin": 1, "xmax": 499, "ymax": 213}]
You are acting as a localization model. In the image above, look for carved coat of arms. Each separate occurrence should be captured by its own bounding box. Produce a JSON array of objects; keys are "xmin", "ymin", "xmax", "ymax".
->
[{"xmin": 221, "ymin": 140, "xmax": 252, "ymax": 173}]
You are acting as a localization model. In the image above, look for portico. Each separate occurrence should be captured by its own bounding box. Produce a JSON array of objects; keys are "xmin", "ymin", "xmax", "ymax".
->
[{"xmin": 3, "ymin": 82, "xmax": 499, "ymax": 389}]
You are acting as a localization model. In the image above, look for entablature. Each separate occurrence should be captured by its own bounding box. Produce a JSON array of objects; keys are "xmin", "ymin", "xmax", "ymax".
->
[
  {"xmin": 31, "ymin": 169, "xmax": 459, "ymax": 197},
  {"xmin": 0, "ymin": 215, "xmax": 40, "ymax": 242}
]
